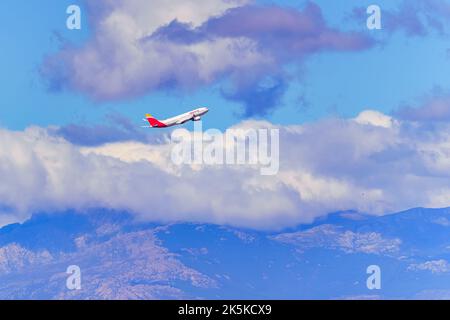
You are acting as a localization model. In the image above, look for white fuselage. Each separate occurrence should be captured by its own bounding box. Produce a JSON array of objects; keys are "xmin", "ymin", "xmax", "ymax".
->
[{"xmin": 161, "ymin": 107, "xmax": 209, "ymax": 127}]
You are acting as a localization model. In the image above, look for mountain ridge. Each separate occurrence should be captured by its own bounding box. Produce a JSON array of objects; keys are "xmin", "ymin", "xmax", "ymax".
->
[{"xmin": 0, "ymin": 207, "xmax": 449, "ymax": 299}]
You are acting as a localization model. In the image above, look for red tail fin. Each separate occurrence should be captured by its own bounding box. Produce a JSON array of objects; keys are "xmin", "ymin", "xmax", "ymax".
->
[{"xmin": 146, "ymin": 114, "xmax": 167, "ymax": 128}]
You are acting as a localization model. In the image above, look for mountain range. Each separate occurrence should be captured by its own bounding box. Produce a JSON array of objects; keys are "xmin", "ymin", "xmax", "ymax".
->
[{"xmin": 1, "ymin": 207, "xmax": 450, "ymax": 299}]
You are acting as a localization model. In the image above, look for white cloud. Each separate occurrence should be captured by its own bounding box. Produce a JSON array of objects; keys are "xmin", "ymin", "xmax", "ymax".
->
[
  {"xmin": 354, "ymin": 110, "xmax": 397, "ymax": 128},
  {"xmin": 408, "ymin": 260, "xmax": 450, "ymax": 274},
  {"xmin": 0, "ymin": 110, "xmax": 450, "ymax": 229},
  {"xmin": 89, "ymin": 0, "xmax": 249, "ymax": 35},
  {"xmin": 41, "ymin": 0, "xmax": 372, "ymax": 117},
  {"xmin": 42, "ymin": 0, "xmax": 270, "ymax": 101}
]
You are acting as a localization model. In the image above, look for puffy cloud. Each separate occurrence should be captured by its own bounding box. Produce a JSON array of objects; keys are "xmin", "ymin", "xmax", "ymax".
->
[
  {"xmin": 85, "ymin": 0, "xmax": 249, "ymax": 32},
  {"xmin": 354, "ymin": 110, "xmax": 397, "ymax": 128},
  {"xmin": 153, "ymin": 4, "xmax": 372, "ymax": 58},
  {"xmin": 408, "ymin": 259, "xmax": 450, "ymax": 274},
  {"xmin": 41, "ymin": 1, "xmax": 373, "ymax": 116},
  {"xmin": 395, "ymin": 92, "xmax": 450, "ymax": 122},
  {"xmin": 1, "ymin": 110, "xmax": 450, "ymax": 230}
]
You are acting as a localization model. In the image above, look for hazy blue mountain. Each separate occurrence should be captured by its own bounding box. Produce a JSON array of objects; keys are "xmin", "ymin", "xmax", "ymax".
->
[{"xmin": 0, "ymin": 208, "xmax": 450, "ymax": 299}]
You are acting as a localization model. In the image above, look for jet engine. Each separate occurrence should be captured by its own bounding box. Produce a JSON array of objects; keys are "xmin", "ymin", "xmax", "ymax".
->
[{"xmin": 193, "ymin": 116, "xmax": 201, "ymax": 121}]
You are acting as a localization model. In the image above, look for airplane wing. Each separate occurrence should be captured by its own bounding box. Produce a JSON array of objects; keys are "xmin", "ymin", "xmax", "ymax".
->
[{"xmin": 176, "ymin": 114, "xmax": 194, "ymax": 124}]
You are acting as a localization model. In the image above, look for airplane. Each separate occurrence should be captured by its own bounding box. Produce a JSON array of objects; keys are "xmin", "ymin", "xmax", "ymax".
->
[{"xmin": 143, "ymin": 107, "xmax": 209, "ymax": 128}]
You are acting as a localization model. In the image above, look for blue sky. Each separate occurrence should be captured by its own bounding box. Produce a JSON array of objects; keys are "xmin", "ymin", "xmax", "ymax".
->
[
  {"xmin": 1, "ymin": 0, "xmax": 450, "ymax": 229},
  {"xmin": 3, "ymin": 1, "xmax": 450, "ymax": 300},
  {"xmin": 2, "ymin": 0, "xmax": 450, "ymax": 131}
]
